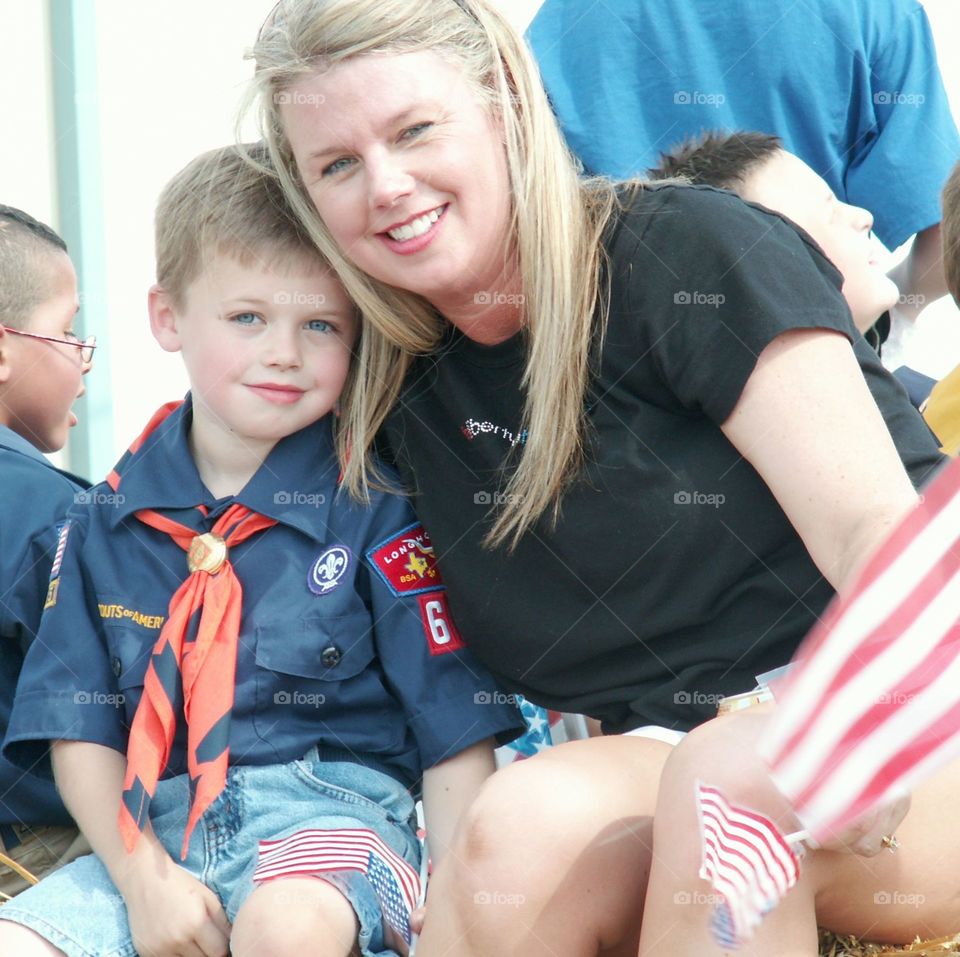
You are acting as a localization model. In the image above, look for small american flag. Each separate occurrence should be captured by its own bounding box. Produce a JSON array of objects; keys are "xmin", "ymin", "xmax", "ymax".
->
[
  {"xmin": 253, "ymin": 827, "xmax": 421, "ymax": 943},
  {"xmin": 696, "ymin": 783, "xmax": 802, "ymax": 948},
  {"xmin": 762, "ymin": 458, "xmax": 960, "ymax": 843}
]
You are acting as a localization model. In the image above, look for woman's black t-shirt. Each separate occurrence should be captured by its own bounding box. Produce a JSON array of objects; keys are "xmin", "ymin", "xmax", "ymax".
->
[{"xmin": 383, "ymin": 184, "xmax": 944, "ymax": 733}]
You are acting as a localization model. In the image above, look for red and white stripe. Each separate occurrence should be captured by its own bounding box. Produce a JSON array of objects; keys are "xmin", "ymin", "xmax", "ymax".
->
[
  {"xmin": 252, "ymin": 827, "xmax": 421, "ymax": 910},
  {"xmin": 697, "ymin": 784, "xmax": 801, "ymax": 944},
  {"xmin": 762, "ymin": 458, "xmax": 960, "ymax": 842}
]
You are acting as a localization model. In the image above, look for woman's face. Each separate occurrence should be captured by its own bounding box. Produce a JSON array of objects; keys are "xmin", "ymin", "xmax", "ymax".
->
[{"xmin": 281, "ymin": 50, "xmax": 515, "ymax": 317}]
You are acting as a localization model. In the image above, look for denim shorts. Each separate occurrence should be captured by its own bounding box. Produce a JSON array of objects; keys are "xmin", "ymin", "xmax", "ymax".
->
[{"xmin": 0, "ymin": 749, "xmax": 421, "ymax": 957}]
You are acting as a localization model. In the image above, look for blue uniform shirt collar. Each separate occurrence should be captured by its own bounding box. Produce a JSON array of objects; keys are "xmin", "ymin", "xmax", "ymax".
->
[
  {"xmin": 107, "ymin": 395, "xmax": 339, "ymax": 540},
  {"xmin": 0, "ymin": 425, "xmax": 57, "ymax": 465}
]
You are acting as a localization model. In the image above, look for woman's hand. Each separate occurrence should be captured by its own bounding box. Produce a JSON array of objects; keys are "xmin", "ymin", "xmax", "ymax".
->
[{"xmin": 813, "ymin": 793, "xmax": 911, "ymax": 857}]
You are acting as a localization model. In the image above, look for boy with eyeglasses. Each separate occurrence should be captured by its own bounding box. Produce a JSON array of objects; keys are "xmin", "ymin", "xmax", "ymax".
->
[{"xmin": 0, "ymin": 205, "xmax": 94, "ymax": 896}]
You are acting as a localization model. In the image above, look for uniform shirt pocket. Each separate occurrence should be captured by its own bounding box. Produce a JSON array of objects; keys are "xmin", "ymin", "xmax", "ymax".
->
[
  {"xmin": 254, "ymin": 614, "xmax": 376, "ymax": 681},
  {"xmin": 252, "ymin": 615, "xmax": 405, "ymax": 761}
]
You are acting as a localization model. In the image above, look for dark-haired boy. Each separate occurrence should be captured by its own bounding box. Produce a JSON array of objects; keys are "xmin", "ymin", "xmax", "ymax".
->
[
  {"xmin": 650, "ymin": 131, "xmax": 899, "ymax": 339},
  {"xmin": 0, "ymin": 205, "xmax": 93, "ymax": 895}
]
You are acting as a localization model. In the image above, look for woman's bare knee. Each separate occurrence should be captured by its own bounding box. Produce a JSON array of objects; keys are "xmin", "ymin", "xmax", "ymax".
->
[{"xmin": 422, "ymin": 735, "xmax": 671, "ymax": 956}]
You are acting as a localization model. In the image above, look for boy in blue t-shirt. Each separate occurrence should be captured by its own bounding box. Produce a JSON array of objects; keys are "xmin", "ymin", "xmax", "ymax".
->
[
  {"xmin": 0, "ymin": 206, "xmax": 94, "ymax": 896},
  {"xmin": 0, "ymin": 146, "xmax": 522, "ymax": 957}
]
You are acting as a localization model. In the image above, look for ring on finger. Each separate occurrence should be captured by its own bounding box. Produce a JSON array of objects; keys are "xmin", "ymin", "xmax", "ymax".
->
[{"xmin": 880, "ymin": 834, "xmax": 900, "ymax": 852}]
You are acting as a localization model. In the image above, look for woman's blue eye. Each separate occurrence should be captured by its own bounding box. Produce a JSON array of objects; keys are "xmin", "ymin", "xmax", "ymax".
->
[
  {"xmin": 232, "ymin": 312, "xmax": 261, "ymax": 326},
  {"xmin": 401, "ymin": 122, "xmax": 432, "ymax": 140},
  {"xmin": 322, "ymin": 156, "xmax": 354, "ymax": 177},
  {"xmin": 307, "ymin": 319, "xmax": 332, "ymax": 333}
]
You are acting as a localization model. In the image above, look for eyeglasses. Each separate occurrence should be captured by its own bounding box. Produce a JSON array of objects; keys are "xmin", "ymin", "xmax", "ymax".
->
[{"xmin": 5, "ymin": 328, "xmax": 97, "ymax": 364}]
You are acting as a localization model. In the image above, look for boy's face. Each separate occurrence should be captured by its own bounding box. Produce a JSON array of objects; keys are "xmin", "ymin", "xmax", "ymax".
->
[
  {"xmin": 152, "ymin": 252, "xmax": 358, "ymax": 461},
  {"xmin": 739, "ymin": 151, "xmax": 899, "ymax": 332},
  {"xmin": 0, "ymin": 251, "xmax": 86, "ymax": 452}
]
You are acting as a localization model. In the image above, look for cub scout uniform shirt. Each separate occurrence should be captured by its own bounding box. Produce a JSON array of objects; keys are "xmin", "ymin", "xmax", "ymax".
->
[{"xmin": 5, "ymin": 401, "xmax": 523, "ymax": 791}]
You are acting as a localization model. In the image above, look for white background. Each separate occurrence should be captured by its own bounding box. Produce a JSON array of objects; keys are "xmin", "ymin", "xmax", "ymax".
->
[{"xmin": 1, "ymin": 0, "xmax": 958, "ymax": 473}]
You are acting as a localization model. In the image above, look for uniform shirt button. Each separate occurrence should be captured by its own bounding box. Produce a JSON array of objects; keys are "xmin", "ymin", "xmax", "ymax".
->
[
  {"xmin": 111, "ymin": 657, "xmax": 122, "ymax": 678},
  {"xmin": 321, "ymin": 645, "xmax": 342, "ymax": 668}
]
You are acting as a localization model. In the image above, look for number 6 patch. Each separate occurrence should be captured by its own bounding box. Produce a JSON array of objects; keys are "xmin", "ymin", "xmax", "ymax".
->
[{"xmin": 418, "ymin": 592, "xmax": 466, "ymax": 655}]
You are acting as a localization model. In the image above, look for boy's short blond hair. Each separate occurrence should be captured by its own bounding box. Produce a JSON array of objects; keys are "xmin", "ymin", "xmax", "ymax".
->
[
  {"xmin": 155, "ymin": 143, "xmax": 327, "ymax": 306},
  {"xmin": 943, "ymin": 161, "xmax": 960, "ymax": 304}
]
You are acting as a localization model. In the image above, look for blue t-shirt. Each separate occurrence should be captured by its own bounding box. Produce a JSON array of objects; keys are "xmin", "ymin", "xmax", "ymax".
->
[
  {"xmin": 4, "ymin": 401, "xmax": 523, "ymax": 794},
  {"xmin": 527, "ymin": 0, "xmax": 960, "ymax": 249},
  {"xmin": 0, "ymin": 426, "xmax": 88, "ymax": 827}
]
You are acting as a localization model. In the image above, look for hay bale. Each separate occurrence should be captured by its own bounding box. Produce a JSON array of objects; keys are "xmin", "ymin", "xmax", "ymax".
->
[{"xmin": 819, "ymin": 930, "xmax": 960, "ymax": 956}]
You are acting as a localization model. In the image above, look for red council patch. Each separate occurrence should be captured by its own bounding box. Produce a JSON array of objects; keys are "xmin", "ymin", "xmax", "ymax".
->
[{"xmin": 366, "ymin": 522, "xmax": 444, "ymax": 597}]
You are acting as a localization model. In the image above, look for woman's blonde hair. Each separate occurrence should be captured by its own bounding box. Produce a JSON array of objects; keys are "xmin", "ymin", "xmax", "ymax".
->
[{"xmin": 244, "ymin": 0, "xmax": 619, "ymax": 548}]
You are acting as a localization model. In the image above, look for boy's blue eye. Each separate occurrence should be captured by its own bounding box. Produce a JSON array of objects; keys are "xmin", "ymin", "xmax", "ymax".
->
[
  {"xmin": 307, "ymin": 319, "xmax": 332, "ymax": 333},
  {"xmin": 232, "ymin": 312, "xmax": 262, "ymax": 326}
]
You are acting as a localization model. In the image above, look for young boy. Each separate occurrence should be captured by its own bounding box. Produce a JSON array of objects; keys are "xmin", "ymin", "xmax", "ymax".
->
[
  {"xmin": 0, "ymin": 146, "xmax": 522, "ymax": 957},
  {"xmin": 650, "ymin": 131, "xmax": 946, "ymax": 449},
  {"xmin": 650, "ymin": 131, "xmax": 900, "ymax": 338},
  {"xmin": 0, "ymin": 206, "xmax": 93, "ymax": 897}
]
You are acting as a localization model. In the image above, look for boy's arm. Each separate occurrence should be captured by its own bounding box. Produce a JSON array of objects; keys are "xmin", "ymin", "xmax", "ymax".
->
[
  {"xmin": 52, "ymin": 740, "xmax": 230, "ymax": 957},
  {"xmin": 421, "ymin": 738, "xmax": 496, "ymax": 866}
]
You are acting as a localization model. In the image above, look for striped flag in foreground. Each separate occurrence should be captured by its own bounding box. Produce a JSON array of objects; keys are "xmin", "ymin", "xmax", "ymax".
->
[
  {"xmin": 252, "ymin": 827, "xmax": 422, "ymax": 943},
  {"xmin": 761, "ymin": 457, "xmax": 960, "ymax": 844},
  {"xmin": 696, "ymin": 783, "xmax": 802, "ymax": 947}
]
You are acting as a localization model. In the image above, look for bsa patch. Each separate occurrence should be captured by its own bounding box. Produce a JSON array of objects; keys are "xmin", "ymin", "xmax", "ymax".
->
[
  {"xmin": 50, "ymin": 521, "xmax": 71, "ymax": 578},
  {"xmin": 417, "ymin": 592, "xmax": 465, "ymax": 655},
  {"xmin": 366, "ymin": 523, "xmax": 443, "ymax": 597},
  {"xmin": 309, "ymin": 545, "xmax": 352, "ymax": 595}
]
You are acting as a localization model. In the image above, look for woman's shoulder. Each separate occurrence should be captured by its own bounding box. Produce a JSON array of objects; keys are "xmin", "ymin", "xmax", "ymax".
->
[
  {"xmin": 609, "ymin": 181, "xmax": 789, "ymax": 248},
  {"xmin": 606, "ymin": 181, "xmax": 842, "ymax": 286}
]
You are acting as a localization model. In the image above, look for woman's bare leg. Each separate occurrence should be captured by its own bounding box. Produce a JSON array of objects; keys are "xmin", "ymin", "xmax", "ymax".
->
[
  {"xmin": 638, "ymin": 709, "xmax": 960, "ymax": 957},
  {"xmin": 415, "ymin": 734, "xmax": 672, "ymax": 957}
]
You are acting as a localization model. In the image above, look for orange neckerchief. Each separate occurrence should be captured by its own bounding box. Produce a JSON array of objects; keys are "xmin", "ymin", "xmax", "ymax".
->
[{"xmin": 112, "ymin": 403, "xmax": 278, "ymax": 858}]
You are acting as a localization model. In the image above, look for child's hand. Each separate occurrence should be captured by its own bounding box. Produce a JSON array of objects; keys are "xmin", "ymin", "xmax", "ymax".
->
[
  {"xmin": 119, "ymin": 855, "xmax": 231, "ymax": 957},
  {"xmin": 410, "ymin": 904, "xmax": 426, "ymax": 936}
]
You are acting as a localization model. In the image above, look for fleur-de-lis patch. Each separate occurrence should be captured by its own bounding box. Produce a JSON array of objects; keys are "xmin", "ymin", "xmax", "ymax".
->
[{"xmin": 308, "ymin": 545, "xmax": 352, "ymax": 595}]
